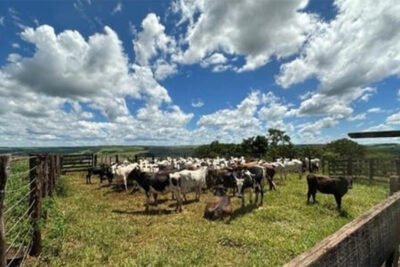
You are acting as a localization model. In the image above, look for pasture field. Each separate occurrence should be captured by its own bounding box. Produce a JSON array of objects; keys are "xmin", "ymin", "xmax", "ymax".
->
[{"xmin": 30, "ymin": 173, "xmax": 388, "ymax": 266}]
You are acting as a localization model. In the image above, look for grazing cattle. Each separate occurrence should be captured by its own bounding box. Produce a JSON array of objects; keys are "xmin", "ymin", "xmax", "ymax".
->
[
  {"xmin": 113, "ymin": 163, "xmax": 138, "ymax": 191},
  {"xmin": 203, "ymin": 186, "xmax": 232, "ymax": 220},
  {"xmin": 128, "ymin": 168, "xmax": 183, "ymax": 212},
  {"xmin": 306, "ymin": 174, "xmax": 353, "ymax": 210},
  {"xmin": 86, "ymin": 164, "xmax": 113, "ymax": 184},
  {"xmin": 171, "ymin": 167, "xmax": 208, "ymax": 203},
  {"xmin": 261, "ymin": 163, "xmax": 277, "ymax": 190},
  {"xmin": 282, "ymin": 159, "xmax": 304, "ymax": 179},
  {"xmin": 207, "ymin": 169, "xmax": 238, "ymax": 195}
]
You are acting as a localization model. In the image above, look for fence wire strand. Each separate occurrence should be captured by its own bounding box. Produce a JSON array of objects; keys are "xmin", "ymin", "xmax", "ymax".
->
[
  {"xmin": 6, "ymin": 229, "xmax": 32, "ymax": 267},
  {"xmin": 5, "ymin": 178, "xmax": 36, "ymax": 195},
  {"xmin": 5, "ymin": 201, "xmax": 34, "ymax": 237},
  {"xmin": 8, "ymin": 166, "xmax": 37, "ymax": 179},
  {"xmin": 4, "ymin": 188, "xmax": 34, "ymax": 216}
]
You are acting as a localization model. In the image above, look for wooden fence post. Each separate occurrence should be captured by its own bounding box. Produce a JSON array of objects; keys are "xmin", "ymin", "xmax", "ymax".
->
[
  {"xmin": 369, "ymin": 159, "xmax": 374, "ymax": 182},
  {"xmin": 42, "ymin": 156, "xmax": 49, "ymax": 198},
  {"xmin": 29, "ymin": 155, "xmax": 43, "ymax": 256},
  {"xmin": 347, "ymin": 158, "xmax": 353, "ymax": 177},
  {"xmin": 94, "ymin": 155, "xmax": 97, "ymax": 167},
  {"xmin": 115, "ymin": 155, "xmax": 119, "ymax": 164},
  {"xmin": 0, "ymin": 155, "xmax": 10, "ymax": 267}
]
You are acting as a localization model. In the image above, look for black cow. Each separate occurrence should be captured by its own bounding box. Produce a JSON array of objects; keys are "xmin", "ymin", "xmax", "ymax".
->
[
  {"xmin": 307, "ymin": 174, "xmax": 353, "ymax": 210},
  {"xmin": 128, "ymin": 168, "xmax": 182, "ymax": 212},
  {"xmin": 236, "ymin": 166, "xmax": 266, "ymax": 207},
  {"xmin": 86, "ymin": 164, "xmax": 113, "ymax": 184}
]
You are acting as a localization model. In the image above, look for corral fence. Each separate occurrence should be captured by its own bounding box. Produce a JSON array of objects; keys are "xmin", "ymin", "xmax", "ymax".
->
[
  {"xmin": 61, "ymin": 154, "xmax": 93, "ymax": 174},
  {"xmin": 0, "ymin": 154, "xmax": 62, "ymax": 266},
  {"xmin": 322, "ymin": 157, "xmax": 400, "ymax": 183},
  {"xmin": 285, "ymin": 176, "xmax": 400, "ymax": 266},
  {"xmin": 61, "ymin": 153, "xmax": 156, "ymax": 173}
]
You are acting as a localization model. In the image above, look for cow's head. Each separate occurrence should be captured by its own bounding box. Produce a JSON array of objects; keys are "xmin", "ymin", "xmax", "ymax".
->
[{"xmin": 234, "ymin": 170, "xmax": 254, "ymax": 198}]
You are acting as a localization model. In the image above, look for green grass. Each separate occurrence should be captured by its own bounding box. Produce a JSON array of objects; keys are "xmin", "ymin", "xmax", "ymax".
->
[
  {"xmin": 31, "ymin": 173, "xmax": 388, "ymax": 266},
  {"xmin": 5, "ymin": 159, "xmax": 34, "ymax": 252}
]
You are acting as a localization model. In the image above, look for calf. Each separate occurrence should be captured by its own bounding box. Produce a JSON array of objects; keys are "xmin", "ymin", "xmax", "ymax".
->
[
  {"xmin": 236, "ymin": 166, "xmax": 269, "ymax": 207},
  {"xmin": 203, "ymin": 186, "xmax": 232, "ymax": 220},
  {"xmin": 86, "ymin": 164, "xmax": 113, "ymax": 184},
  {"xmin": 128, "ymin": 167, "xmax": 182, "ymax": 212},
  {"xmin": 306, "ymin": 174, "xmax": 353, "ymax": 210},
  {"xmin": 113, "ymin": 163, "xmax": 138, "ymax": 192}
]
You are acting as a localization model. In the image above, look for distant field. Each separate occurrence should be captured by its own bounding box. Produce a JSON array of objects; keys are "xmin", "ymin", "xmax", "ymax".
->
[{"xmin": 30, "ymin": 172, "xmax": 388, "ymax": 266}]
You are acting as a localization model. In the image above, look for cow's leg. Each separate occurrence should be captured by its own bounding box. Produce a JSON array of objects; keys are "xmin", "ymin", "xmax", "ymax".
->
[
  {"xmin": 307, "ymin": 189, "xmax": 312, "ymax": 204},
  {"xmin": 145, "ymin": 191, "xmax": 150, "ymax": 212},
  {"xmin": 260, "ymin": 186, "xmax": 264, "ymax": 206},
  {"xmin": 124, "ymin": 176, "xmax": 128, "ymax": 192},
  {"xmin": 335, "ymin": 194, "xmax": 342, "ymax": 210},
  {"xmin": 312, "ymin": 191, "xmax": 317, "ymax": 204},
  {"xmin": 171, "ymin": 192, "xmax": 175, "ymax": 200},
  {"xmin": 249, "ymin": 188, "xmax": 254, "ymax": 204},
  {"xmin": 153, "ymin": 193, "xmax": 158, "ymax": 206},
  {"xmin": 174, "ymin": 189, "xmax": 183, "ymax": 213}
]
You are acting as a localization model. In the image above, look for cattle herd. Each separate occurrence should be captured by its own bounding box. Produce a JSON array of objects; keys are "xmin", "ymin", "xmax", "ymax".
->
[{"xmin": 86, "ymin": 156, "xmax": 352, "ymax": 218}]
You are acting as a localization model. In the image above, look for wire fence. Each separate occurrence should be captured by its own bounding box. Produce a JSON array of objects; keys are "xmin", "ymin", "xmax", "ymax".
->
[{"xmin": 0, "ymin": 154, "xmax": 62, "ymax": 267}]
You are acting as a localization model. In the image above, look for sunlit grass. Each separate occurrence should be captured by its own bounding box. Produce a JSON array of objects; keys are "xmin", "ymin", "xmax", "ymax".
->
[{"xmin": 32, "ymin": 173, "xmax": 388, "ymax": 266}]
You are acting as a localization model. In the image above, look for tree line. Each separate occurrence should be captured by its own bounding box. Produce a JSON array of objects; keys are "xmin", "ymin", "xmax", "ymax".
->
[{"xmin": 195, "ymin": 128, "xmax": 366, "ymax": 160}]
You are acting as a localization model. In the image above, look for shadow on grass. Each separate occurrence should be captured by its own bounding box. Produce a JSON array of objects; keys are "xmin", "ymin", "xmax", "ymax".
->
[
  {"xmin": 228, "ymin": 203, "xmax": 258, "ymax": 222},
  {"xmin": 167, "ymin": 199, "xmax": 198, "ymax": 207},
  {"xmin": 112, "ymin": 208, "xmax": 173, "ymax": 216}
]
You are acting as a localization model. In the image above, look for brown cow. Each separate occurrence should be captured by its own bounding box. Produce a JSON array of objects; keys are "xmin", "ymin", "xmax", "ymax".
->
[
  {"xmin": 306, "ymin": 174, "xmax": 353, "ymax": 210},
  {"xmin": 204, "ymin": 186, "xmax": 232, "ymax": 220}
]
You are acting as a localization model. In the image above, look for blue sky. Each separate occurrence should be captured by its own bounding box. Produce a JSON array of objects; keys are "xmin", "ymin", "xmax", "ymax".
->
[{"xmin": 0, "ymin": 0, "xmax": 399, "ymax": 146}]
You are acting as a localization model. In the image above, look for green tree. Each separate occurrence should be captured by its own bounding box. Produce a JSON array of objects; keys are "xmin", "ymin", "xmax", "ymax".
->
[{"xmin": 325, "ymin": 138, "xmax": 365, "ymax": 159}]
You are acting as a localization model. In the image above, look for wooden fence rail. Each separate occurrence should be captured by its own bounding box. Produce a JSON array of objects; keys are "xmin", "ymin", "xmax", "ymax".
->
[
  {"xmin": 285, "ymin": 176, "xmax": 400, "ymax": 267},
  {"xmin": 323, "ymin": 158, "xmax": 400, "ymax": 183},
  {"xmin": 0, "ymin": 154, "xmax": 62, "ymax": 265}
]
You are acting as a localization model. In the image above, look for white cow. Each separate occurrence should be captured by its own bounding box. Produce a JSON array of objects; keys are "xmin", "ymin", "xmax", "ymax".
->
[
  {"xmin": 282, "ymin": 159, "xmax": 304, "ymax": 179},
  {"xmin": 170, "ymin": 166, "xmax": 208, "ymax": 203},
  {"xmin": 113, "ymin": 163, "xmax": 138, "ymax": 191}
]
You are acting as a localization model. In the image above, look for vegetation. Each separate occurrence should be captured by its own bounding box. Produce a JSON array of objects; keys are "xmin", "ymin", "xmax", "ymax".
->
[{"xmin": 31, "ymin": 172, "xmax": 388, "ymax": 266}]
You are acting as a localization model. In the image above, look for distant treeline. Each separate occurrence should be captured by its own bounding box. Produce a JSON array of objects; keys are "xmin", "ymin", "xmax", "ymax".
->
[{"xmin": 194, "ymin": 129, "xmax": 398, "ymax": 160}]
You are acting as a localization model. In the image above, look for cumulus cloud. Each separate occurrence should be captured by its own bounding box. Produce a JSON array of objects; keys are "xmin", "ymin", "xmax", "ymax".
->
[
  {"xmin": 173, "ymin": 0, "xmax": 318, "ymax": 72},
  {"xmin": 133, "ymin": 13, "xmax": 177, "ymax": 79},
  {"xmin": 368, "ymin": 107, "xmax": 383, "ymax": 113},
  {"xmin": 277, "ymin": 0, "xmax": 400, "ymax": 94},
  {"xmin": 0, "ymin": 24, "xmax": 194, "ymax": 146},
  {"xmin": 0, "ymin": 16, "xmax": 4, "ymax": 26}
]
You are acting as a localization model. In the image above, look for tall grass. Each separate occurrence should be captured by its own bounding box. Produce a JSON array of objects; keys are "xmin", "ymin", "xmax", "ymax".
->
[{"xmin": 33, "ymin": 173, "xmax": 388, "ymax": 266}]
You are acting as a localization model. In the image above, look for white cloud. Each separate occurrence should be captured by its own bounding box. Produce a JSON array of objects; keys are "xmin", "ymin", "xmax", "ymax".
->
[
  {"xmin": 298, "ymin": 117, "xmax": 339, "ymax": 138},
  {"xmin": 112, "ymin": 2, "xmax": 123, "ymax": 15},
  {"xmin": 11, "ymin": 43, "xmax": 20, "ymax": 49},
  {"xmin": 0, "ymin": 25, "xmax": 195, "ymax": 146},
  {"xmin": 133, "ymin": 13, "xmax": 177, "ymax": 80},
  {"xmin": 347, "ymin": 113, "xmax": 367, "ymax": 121},
  {"xmin": 0, "ymin": 16, "xmax": 4, "ymax": 26},
  {"xmin": 277, "ymin": 0, "xmax": 400, "ymax": 95},
  {"xmin": 386, "ymin": 111, "xmax": 400, "ymax": 125},
  {"xmin": 368, "ymin": 107, "xmax": 383, "ymax": 113},
  {"xmin": 173, "ymin": 0, "xmax": 318, "ymax": 72},
  {"xmin": 398, "ymin": 89, "xmax": 400, "ymax": 101},
  {"xmin": 191, "ymin": 99, "xmax": 204, "ymax": 108}
]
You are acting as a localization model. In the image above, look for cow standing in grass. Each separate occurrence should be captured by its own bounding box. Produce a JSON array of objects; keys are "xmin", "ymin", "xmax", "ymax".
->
[
  {"xmin": 306, "ymin": 174, "xmax": 353, "ymax": 210},
  {"xmin": 128, "ymin": 167, "xmax": 183, "ymax": 212}
]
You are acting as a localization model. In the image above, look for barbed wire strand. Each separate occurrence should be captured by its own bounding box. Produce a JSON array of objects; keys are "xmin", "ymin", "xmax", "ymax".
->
[
  {"xmin": 5, "ymin": 227, "xmax": 32, "ymax": 255},
  {"xmin": 18, "ymin": 241, "xmax": 33, "ymax": 267},
  {"xmin": 8, "ymin": 166, "xmax": 38, "ymax": 179},
  {"xmin": 6, "ymin": 230, "xmax": 33, "ymax": 267},
  {"xmin": 5, "ymin": 178, "xmax": 37, "ymax": 194},
  {"xmin": 4, "ymin": 188, "xmax": 34, "ymax": 216},
  {"xmin": 5, "ymin": 202, "xmax": 35, "ymax": 237}
]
